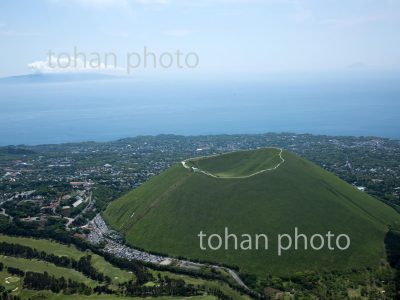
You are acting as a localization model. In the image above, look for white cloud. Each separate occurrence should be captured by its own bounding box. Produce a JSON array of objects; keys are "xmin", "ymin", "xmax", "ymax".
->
[
  {"xmin": 320, "ymin": 14, "xmax": 387, "ymax": 28},
  {"xmin": 28, "ymin": 55, "xmax": 122, "ymax": 74},
  {"xmin": 163, "ymin": 29, "xmax": 193, "ymax": 37},
  {"xmin": 50, "ymin": 0, "xmax": 295, "ymax": 8},
  {"xmin": 347, "ymin": 62, "xmax": 368, "ymax": 70},
  {"xmin": 103, "ymin": 30, "xmax": 131, "ymax": 38},
  {"xmin": 49, "ymin": 0, "xmax": 168, "ymax": 9},
  {"xmin": 284, "ymin": 9, "xmax": 390, "ymax": 28},
  {"xmin": 51, "ymin": 0, "xmax": 128, "ymax": 9},
  {"xmin": 288, "ymin": 8, "xmax": 313, "ymax": 23},
  {"xmin": 0, "ymin": 29, "xmax": 41, "ymax": 37},
  {"xmin": 78, "ymin": 0, "xmax": 127, "ymax": 8},
  {"xmin": 135, "ymin": 0, "xmax": 168, "ymax": 4},
  {"xmin": 0, "ymin": 22, "xmax": 43, "ymax": 37}
]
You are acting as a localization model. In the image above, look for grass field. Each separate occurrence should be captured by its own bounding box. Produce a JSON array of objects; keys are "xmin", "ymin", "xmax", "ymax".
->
[
  {"xmin": 0, "ymin": 235, "xmax": 135, "ymax": 284},
  {"xmin": 19, "ymin": 290, "xmax": 217, "ymax": 300},
  {"xmin": 188, "ymin": 148, "xmax": 282, "ymax": 177},
  {"xmin": 0, "ymin": 235, "xmax": 85, "ymax": 259},
  {"xmin": 104, "ymin": 149, "xmax": 400, "ymax": 277},
  {"xmin": 0, "ymin": 255, "xmax": 99, "ymax": 287},
  {"xmin": 1, "ymin": 270, "xmax": 20, "ymax": 293}
]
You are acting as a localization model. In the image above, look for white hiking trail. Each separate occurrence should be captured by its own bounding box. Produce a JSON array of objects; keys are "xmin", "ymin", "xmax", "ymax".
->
[{"xmin": 181, "ymin": 147, "xmax": 285, "ymax": 179}]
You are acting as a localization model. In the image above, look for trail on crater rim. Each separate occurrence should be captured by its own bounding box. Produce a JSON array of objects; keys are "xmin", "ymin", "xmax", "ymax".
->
[{"xmin": 181, "ymin": 148, "xmax": 285, "ymax": 179}]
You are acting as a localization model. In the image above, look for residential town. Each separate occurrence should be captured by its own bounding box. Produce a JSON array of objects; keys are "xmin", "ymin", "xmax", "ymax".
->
[{"xmin": 1, "ymin": 133, "xmax": 399, "ymax": 234}]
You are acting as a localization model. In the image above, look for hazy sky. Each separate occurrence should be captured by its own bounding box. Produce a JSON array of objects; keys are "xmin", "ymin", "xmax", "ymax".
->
[{"xmin": 0, "ymin": 0, "xmax": 399, "ymax": 77}]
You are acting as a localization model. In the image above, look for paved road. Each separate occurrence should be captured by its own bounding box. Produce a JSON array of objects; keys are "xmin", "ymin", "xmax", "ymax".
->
[
  {"xmin": 0, "ymin": 208, "xmax": 13, "ymax": 221},
  {"xmin": 89, "ymin": 214, "xmax": 255, "ymax": 293},
  {"xmin": 225, "ymin": 268, "xmax": 248, "ymax": 290},
  {"xmin": 65, "ymin": 192, "xmax": 93, "ymax": 230}
]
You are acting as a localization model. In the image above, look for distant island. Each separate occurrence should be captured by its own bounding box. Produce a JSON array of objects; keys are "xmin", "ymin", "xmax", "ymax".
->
[{"xmin": 0, "ymin": 72, "xmax": 119, "ymax": 84}]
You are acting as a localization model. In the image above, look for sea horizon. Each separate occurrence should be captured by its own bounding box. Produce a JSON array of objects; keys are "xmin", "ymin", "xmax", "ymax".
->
[{"xmin": 1, "ymin": 72, "xmax": 400, "ymax": 146}]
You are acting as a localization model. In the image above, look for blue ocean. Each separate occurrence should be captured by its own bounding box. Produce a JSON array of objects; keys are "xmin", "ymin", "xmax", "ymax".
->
[{"xmin": 0, "ymin": 73, "xmax": 399, "ymax": 146}]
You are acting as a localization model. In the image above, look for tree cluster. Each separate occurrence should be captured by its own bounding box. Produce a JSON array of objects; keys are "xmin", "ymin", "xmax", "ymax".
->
[
  {"xmin": 23, "ymin": 271, "xmax": 92, "ymax": 295},
  {"xmin": 0, "ymin": 242, "xmax": 110, "ymax": 283}
]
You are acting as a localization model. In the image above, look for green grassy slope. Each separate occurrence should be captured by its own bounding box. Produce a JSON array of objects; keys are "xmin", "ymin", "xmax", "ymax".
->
[
  {"xmin": 104, "ymin": 149, "xmax": 400, "ymax": 277},
  {"xmin": 188, "ymin": 148, "xmax": 282, "ymax": 177}
]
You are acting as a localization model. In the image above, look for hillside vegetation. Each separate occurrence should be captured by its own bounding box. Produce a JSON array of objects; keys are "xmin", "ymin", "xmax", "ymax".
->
[
  {"xmin": 104, "ymin": 148, "xmax": 400, "ymax": 277},
  {"xmin": 0, "ymin": 235, "xmax": 135, "ymax": 285},
  {"xmin": 186, "ymin": 148, "xmax": 283, "ymax": 177},
  {"xmin": 0, "ymin": 235, "xmax": 245, "ymax": 299}
]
